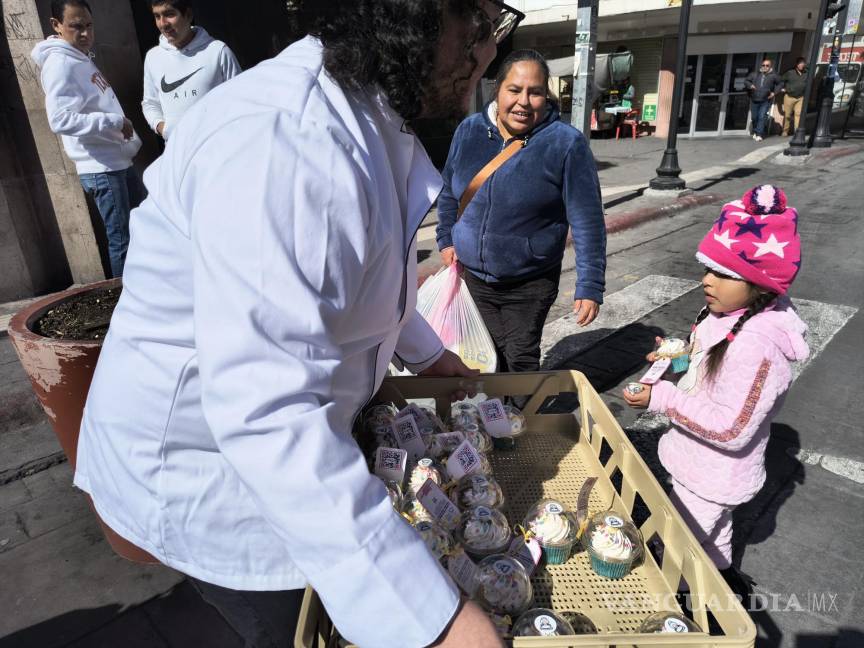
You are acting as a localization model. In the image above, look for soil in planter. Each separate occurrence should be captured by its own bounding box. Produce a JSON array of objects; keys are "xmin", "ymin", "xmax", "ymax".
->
[{"xmin": 33, "ymin": 287, "xmax": 122, "ymax": 341}]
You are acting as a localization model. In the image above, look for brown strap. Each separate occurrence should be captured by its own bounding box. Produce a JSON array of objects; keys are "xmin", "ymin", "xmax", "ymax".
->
[{"xmin": 457, "ymin": 139, "xmax": 524, "ymax": 217}]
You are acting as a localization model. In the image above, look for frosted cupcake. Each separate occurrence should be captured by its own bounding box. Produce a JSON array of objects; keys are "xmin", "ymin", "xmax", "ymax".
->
[
  {"xmin": 457, "ymin": 506, "xmax": 512, "ymax": 558},
  {"xmin": 427, "ymin": 432, "xmax": 465, "ymax": 460},
  {"xmin": 638, "ymin": 611, "xmax": 702, "ymax": 633},
  {"xmin": 369, "ymin": 422, "xmax": 398, "ymax": 449},
  {"xmin": 451, "ymin": 402, "xmax": 481, "ymax": 422},
  {"xmin": 493, "ymin": 405, "xmax": 528, "ymax": 450},
  {"xmin": 402, "ymin": 496, "xmax": 434, "ymax": 524},
  {"xmin": 656, "ymin": 337, "xmax": 690, "ymax": 372},
  {"xmin": 512, "ymin": 608, "xmax": 575, "ymax": 637},
  {"xmin": 450, "ymin": 411, "xmax": 483, "ymax": 434},
  {"xmin": 476, "ymin": 554, "xmax": 533, "ymax": 616},
  {"xmin": 583, "ymin": 511, "xmax": 643, "ymax": 579},
  {"xmin": 407, "ymin": 458, "xmax": 444, "ymax": 497},
  {"xmin": 462, "ymin": 423, "xmax": 493, "ymax": 454},
  {"xmin": 413, "ymin": 520, "xmax": 454, "ymax": 563},
  {"xmin": 523, "ymin": 499, "xmax": 579, "ymax": 564},
  {"xmin": 451, "ymin": 474, "xmax": 505, "ymax": 510}
]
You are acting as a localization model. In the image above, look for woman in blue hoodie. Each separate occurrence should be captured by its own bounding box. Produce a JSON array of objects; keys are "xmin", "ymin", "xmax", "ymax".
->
[{"xmin": 437, "ymin": 50, "xmax": 606, "ymax": 373}]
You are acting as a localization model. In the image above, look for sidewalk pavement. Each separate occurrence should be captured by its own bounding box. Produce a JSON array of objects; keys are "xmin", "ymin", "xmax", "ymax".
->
[{"xmin": 2, "ymin": 136, "xmax": 862, "ymax": 647}]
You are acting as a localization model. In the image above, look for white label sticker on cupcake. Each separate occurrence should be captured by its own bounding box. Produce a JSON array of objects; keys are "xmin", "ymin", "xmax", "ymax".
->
[
  {"xmin": 663, "ymin": 617, "xmax": 690, "ymax": 633},
  {"xmin": 605, "ymin": 515, "xmax": 624, "ymax": 528},
  {"xmin": 493, "ymin": 560, "xmax": 514, "ymax": 576},
  {"xmin": 545, "ymin": 502, "xmax": 564, "ymax": 515},
  {"xmin": 534, "ymin": 615, "xmax": 558, "ymax": 636}
]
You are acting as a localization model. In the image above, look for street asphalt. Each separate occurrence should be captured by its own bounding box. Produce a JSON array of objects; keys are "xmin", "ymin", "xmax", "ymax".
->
[{"xmin": 1, "ymin": 133, "xmax": 862, "ymax": 648}]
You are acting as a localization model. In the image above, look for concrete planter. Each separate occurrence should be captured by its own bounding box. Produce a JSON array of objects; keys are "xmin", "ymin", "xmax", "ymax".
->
[{"xmin": 8, "ymin": 278, "xmax": 158, "ymax": 564}]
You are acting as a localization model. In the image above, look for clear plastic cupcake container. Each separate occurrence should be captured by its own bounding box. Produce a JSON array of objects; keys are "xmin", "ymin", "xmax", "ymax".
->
[
  {"xmin": 461, "ymin": 422, "xmax": 493, "ymax": 454},
  {"xmin": 456, "ymin": 506, "xmax": 512, "ymax": 558},
  {"xmin": 406, "ymin": 457, "xmax": 444, "ymax": 497},
  {"xmin": 427, "ymin": 432, "xmax": 466, "ymax": 460},
  {"xmin": 413, "ymin": 520, "xmax": 454, "ymax": 563},
  {"xmin": 450, "ymin": 411, "xmax": 482, "ymax": 433},
  {"xmin": 401, "ymin": 496, "xmax": 434, "ymax": 524},
  {"xmin": 638, "ymin": 610, "xmax": 702, "ymax": 633},
  {"xmin": 476, "ymin": 554, "xmax": 533, "ymax": 615},
  {"xmin": 451, "ymin": 474, "xmax": 505, "ymax": 510},
  {"xmin": 560, "ymin": 611, "xmax": 598, "ymax": 634},
  {"xmin": 384, "ymin": 480, "xmax": 402, "ymax": 511},
  {"xmin": 450, "ymin": 401, "xmax": 481, "ymax": 422},
  {"xmin": 512, "ymin": 608, "xmax": 575, "ymax": 637},
  {"xmin": 523, "ymin": 499, "xmax": 579, "ymax": 564},
  {"xmin": 583, "ymin": 510, "xmax": 644, "ymax": 579},
  {"xmin": 492, "ymin": 405, "xmax": 528, "ymax": 450}
]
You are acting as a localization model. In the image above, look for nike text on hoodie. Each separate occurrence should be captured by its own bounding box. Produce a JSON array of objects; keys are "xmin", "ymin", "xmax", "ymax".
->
[
  {"xmin": 31, "ymin": 37, "xmax": 141, "ymax": 174},
  {"xmin": 142, "ymin": 27, "xmax": 241, "ymax": 140}
]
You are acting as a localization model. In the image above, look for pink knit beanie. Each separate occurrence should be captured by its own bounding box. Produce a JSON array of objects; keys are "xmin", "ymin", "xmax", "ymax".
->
[{"xmin": 696, "ymin": 185, "xmax": 801, "ymax": 295}]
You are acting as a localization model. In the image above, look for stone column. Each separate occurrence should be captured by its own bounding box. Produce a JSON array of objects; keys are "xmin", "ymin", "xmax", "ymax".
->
[{"xmin": 1, "ymin": 0, "xmax": 105, "ymax": 301}]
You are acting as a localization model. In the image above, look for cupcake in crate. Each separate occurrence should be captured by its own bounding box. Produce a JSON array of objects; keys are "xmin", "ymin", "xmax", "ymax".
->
[{"xmin": 583, "ymin": 511, "xmax": 644, "ymax": 579}]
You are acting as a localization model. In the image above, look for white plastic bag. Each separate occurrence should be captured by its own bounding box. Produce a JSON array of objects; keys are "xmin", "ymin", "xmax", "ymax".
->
[{"xmin": 416, "ymin": 264, "xmax": 497, "ymax": 373}]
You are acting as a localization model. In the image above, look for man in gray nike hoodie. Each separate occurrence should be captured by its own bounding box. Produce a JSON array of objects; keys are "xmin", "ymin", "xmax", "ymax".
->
[
  {"xmin": 142, "ymin": 0, "xmax": 241, "ymax": 141},
  {"xmin": 32, "ymin": 0, "xmax": 145, "ymax": 278}
]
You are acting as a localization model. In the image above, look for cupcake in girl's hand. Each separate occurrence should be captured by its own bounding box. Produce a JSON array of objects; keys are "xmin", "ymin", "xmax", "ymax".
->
[
  {"xmin": 583, "ymin": 511, "xmax": 643, "ymax": 579},
  {"xmin": 656, "ymin": 337, "xmax": 690, "ymax": 372},
  {"xmin": 457, "ymin": 506, "xmax": 512, "ymax": 558},
  {"xmin": 451, "ymin": 474, "xmax": 505, "ymax": 510},
  {"xmin": 523, "ymin": 499, "xmax": 579, "ymax": 564},
  {"xmin": 475, "ymin": 554, "xmax": 533, "ymax": 616}
]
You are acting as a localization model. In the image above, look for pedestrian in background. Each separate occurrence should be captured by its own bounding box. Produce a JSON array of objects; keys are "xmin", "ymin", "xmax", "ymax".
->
[
  {"xmin": 142, "ymin": 0, "xmax": 241, "ymax": 141},
  {"xmin": 437, "ymin": 49, "xmax": 606, "ymax": 376},
  {"xmin": 76, "ymin": 1, "xmax": 512, "ymax": 646},
  {"xmin": 31, "ymin": 0, "xmax": 145, "ymax": 278},
  {"xmin": 780, "ymin": 57, "xmax": 808, "ymax": 136},
  {"xmin": 624, "ymin": 185, "xmax": 808, "ymax": 598},
  {"xmin": 745, "ymin": 58, "xmax": 782, "ymax": 141}
]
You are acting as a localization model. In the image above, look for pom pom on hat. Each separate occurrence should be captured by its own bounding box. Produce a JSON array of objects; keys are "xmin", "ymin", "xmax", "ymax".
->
[
  {"xmin": 695, "ymin": 186, "xmax": 801, "ymax": 296},
  {"xmin": 742, "ymin": 185, "xmax": 787, "ymax": 216}
]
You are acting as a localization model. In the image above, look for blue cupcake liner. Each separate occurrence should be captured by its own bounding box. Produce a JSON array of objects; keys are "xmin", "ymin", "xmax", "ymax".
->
[
  {"xmin": 542, "ymin": 542, "xmax": 575, "ymax": 565},
  {"xmin": 589, "ymin": 554, "xmax": 634, "ymax": 579},
  {"xmin": 670, "ymin": 355, "xmax": 690, "ymax": 372}
]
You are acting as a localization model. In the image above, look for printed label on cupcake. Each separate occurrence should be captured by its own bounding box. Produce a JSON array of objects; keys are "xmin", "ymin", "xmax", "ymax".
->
[
  {"xmin": 478, "ymin": 399, "xmax": 511, "ymax": 438},
  {"xmin": 663, "ymin": 617, "xmax": 690, "ymax": 633},
  {"xmin": 417, "ymin": 478, "xmax": 461, "ymax": 531},
  {"xmin": 534, "ymin": 615, "xmax": 558, "ymax": 635},
  {"xmin": 639, "ymin": 358, "xmax": 671, "ymax": 385},
  {"xmin": 374, "ymin": 447, "xmax": 407, "ymax": 484},
  {"xmin": 493, "ymin": 560, "xmax": 514, "ymax": 576},
  {"xmin": 392, "ymin": 415, "xmax": 427, "ymax": 462},
  {"xmin": 446, "ymin": 439, "xmax": 483, "ymax": 480},
  {"xmin": 447, "ymin": 549, "xmax": 479, "ymax": 597},
  {"xmin": 545, "ymin": 502, "xmax": 564, "ymax": 515},
  {"xmin": 508, "ymin": 536, "xmax": 542, "ymax": 576},
  {"xmin": 605, "ymin": 515, "xmax": 624, "ymax": 528}
]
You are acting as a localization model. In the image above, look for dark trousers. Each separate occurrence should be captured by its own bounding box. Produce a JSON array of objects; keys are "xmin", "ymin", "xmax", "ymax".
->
[
  {"xmin": 463, "ymin": 265, "xmax": 560, "ymax": 373},
  {"xmin": 750, "ymin": 99, "xmax": 772, "ymax": 137},
  {"xmin": 189, "ymin": 577, "xmax": 305, "ymax": 648}
]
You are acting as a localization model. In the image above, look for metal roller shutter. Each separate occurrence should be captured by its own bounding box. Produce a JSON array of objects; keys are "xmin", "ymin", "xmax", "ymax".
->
[{"xmin": 598, "ymin": 38, "xmax": 664, "ymax": 106}]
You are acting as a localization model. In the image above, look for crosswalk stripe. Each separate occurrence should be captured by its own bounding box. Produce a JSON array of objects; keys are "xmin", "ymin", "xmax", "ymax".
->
[{"xmin": 540, "ymin": 275, "xmax": 700, "ymax": 367}]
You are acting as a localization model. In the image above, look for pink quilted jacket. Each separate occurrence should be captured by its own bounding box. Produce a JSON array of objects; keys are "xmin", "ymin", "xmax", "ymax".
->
[{"xmin": 648, "ymin": 297, "xmax": 809, "ymax": 505}]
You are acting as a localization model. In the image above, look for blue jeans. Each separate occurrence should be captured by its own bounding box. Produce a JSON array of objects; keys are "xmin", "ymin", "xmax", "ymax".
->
[
  {"xmin": 750, "ymin": 99, "xmax": 771, "ymax": 137},
  {"xmin": 79, "ymin": 167, "xmax": 147, "ymax": 278}
]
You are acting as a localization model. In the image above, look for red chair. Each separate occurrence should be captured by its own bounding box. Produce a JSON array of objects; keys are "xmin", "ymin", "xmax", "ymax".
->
[{"xmin": 616, "ymin": 109, "xmax": 642, "ymax": 141}]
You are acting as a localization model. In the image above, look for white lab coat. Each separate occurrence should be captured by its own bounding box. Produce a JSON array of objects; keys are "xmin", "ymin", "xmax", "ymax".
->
[{"xmin": 76, "ymin": 36, "xmax": 458, "ymax": 647}]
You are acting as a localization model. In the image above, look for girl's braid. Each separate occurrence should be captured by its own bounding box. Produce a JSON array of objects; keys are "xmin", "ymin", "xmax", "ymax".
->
[{"xmin": 703, "ymin": 291, "xmax": 778, "ymax": 380}]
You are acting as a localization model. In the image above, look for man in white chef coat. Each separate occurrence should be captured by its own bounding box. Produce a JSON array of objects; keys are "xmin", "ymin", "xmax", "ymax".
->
[{"xmin": 77, "ymin": 1, "xmax": 522, "ymax": 646}]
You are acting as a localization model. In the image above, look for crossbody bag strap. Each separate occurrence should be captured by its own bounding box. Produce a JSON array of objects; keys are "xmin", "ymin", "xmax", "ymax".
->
[{"xmin": 457, "ymin": 138, "xmax": 525, "ymax": 218}]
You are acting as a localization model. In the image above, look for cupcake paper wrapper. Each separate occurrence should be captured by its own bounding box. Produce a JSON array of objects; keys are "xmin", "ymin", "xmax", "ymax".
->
[
  {"xmin": 670, "ymin": 355, "xmax": 690, "ymax": 372},
  {"xmin": 589, "ymin": 554, "xmax": 634, "ymax": 580},
  {"xmin": 542, "ymin": 542, "xmax": 575, "ymax": 565}
]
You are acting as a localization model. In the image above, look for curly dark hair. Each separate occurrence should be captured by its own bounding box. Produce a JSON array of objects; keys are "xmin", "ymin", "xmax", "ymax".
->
[{"xmin": 289, "ymin": 0, "xmax": 488, "ymax": 120}]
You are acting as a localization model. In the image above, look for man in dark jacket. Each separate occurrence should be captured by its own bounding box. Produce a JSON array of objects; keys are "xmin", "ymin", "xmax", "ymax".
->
[
  {"xmin": 745, "ymin": 58, "xmax": 782, "ymax": 141},
  {"xmin": 780, "ymin": 57, "xmax": 808, "ymax": 136}
]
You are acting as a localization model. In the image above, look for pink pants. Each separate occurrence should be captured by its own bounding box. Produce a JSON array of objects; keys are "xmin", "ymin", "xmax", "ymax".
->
[{"xmin": 669, "ymin": 480, "xmax": 735, "ymax": 570}]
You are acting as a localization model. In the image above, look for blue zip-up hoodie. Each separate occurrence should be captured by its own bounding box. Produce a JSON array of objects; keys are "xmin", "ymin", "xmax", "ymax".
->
[{"xmin": 436, "ymin": 101, "xmax": 606, "ymax": 303}]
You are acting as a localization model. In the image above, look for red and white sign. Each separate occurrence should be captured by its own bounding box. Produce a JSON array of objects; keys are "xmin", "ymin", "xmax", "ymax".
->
[{"xmin": 820, "ymin": 43, "xmax": 864, "ymax": 64}]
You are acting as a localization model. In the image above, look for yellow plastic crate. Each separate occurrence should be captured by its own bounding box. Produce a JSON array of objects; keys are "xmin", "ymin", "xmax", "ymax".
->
[{"xmin": 295, "ymin": 371, "xmax": 757, "ymax": 648}]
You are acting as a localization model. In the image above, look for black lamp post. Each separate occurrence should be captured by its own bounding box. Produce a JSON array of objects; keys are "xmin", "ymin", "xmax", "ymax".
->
[
  {"xmin": 812, "ymin": 33, "xmax": 844, "ymax": 147},
  {"xmin": 649, "ymin": 0, "xmax": 693, "ymax": 191},
  {"xmin": 786, "ymin": 0, "xmax": 841, "ymax": 155}
]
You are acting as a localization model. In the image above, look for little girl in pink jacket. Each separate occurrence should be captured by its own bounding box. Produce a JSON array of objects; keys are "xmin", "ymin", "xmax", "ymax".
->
[{"xmin": 624, "ymin": 185, "xmax": 809, "ymax": 578}]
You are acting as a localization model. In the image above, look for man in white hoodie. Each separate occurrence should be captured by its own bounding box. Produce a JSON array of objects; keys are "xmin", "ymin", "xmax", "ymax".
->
[
  {"xmin": 32, "ymin": 0, "xmax": 144, "ymax": 278},
  {"xmin": 142, "ymin": 0, "xmax": 241, "ymax": 141}
]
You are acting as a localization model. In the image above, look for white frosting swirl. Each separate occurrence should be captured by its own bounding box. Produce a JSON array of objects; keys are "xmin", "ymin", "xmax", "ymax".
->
[{"xmin": 590, "ymin": 524, "xmax": 634, "ymax": 560}]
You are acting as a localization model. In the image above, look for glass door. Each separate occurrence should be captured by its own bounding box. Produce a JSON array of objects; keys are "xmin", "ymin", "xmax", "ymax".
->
[
  {"xmin": 679, "ymin": 56, "xmax": 698, "ymax": 131},
  {"xmin": 723, "ymin": 53, "xmax": 757, "ymax": 134},
  {"xmin": 694, "ymin": 54, "xmax": 727, "ymax": 134}
]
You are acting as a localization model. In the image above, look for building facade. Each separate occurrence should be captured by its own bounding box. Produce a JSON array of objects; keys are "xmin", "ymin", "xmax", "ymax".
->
[{"xmin": 511, "ymin": 0, "xmax": 821, "ymax": 137}]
